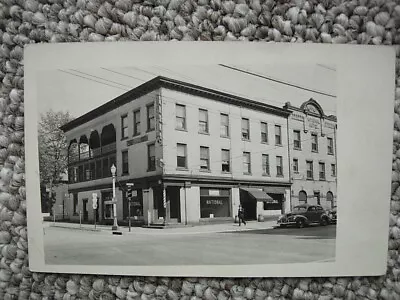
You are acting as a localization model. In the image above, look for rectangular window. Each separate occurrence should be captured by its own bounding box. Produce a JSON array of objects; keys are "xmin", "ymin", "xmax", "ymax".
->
[
  {"xmin": 121, "ymin": 115, "xmax": 128, "ymax": 139},
  {"xmin": 200, "ymin": 146, "xmax": 210, "ymax": 171},
  {"xmin": 199, "ymin": 109, "xmax": 209, "ymax": 133},
  {"xmin": 262, "ymin": 154, "xmax": 270, "ymax": 175},
  {"xmin": 275, "ymin": 125, "xmax": 282, "ymax": 145},
  {"xmin": 311, "ymin": 133, "xmax": 318, "ymax": 152},
  {"xmin": 122, "ymin": 150, "xmax": 129, "ymax": 175},
  {"xmin": 176, "ymin": 104, "xmax": 186, "ymax": 130},
  {"xmin": 243, "ymin": 152, "xmax": 251, "ymax": 174},
  {"xmin": 327, "ymin": 137, "xmax": 334, "ymax": 154},
  {"xmin": 306, "ymin": 161, "xmax": 314, "ymax": 180},
  {"xmin": 261, "ymin": 122, "xmax": 268, "ymax": 143},
  {"xmin": 241, "ymin": 118, "xmax": 250, "ymax": 140},
  {"xmin": 95, "ymin": 160, "xmax": 102, "ymax": 179},
  {"xmin": 147, "ymin": 144, "xmax": 156, "ymax": 171},
  {"xmin": 147, "ymin": 104, "xmax": 155, "ymax": 131},
  {"xmin": 319, "ymin": 162, "xmax": 326, "ymax": 180},
  {"xmin": 177, "ymin": 143, "xmax": 187, "ymax": 168},
  {"xmin": 90, "ymin": 162, "xmax": 95, "ymax": 180},
  {"xmin": 293, "ymin": 130, "xmax": 301, "ymax": 149},
  {"xmin": 331, "ymin": 164, "xmax": 336, "ymax": 177},
  {"xmin": 221, "ymin": 149, "xmax": 230, "ymax": 172},
  {"xmin": 276, "ymin": 156, "xmax": 283, "ymax": 176},
  {"xmin": 133, "ymin": 109, "xmax": 141, "ymax": 136},
  {"xmin": 220, "ymin": 113, "xmax": 229, "ymax": 137},
  {"xmin": 293, "ymin": 158, "xmax": 299, "ymax": 173}
]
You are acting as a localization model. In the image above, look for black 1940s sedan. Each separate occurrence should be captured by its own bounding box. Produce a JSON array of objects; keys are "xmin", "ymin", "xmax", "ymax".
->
[{"xmin": 277, "ymin": 204, "xmax": 330, "ymax": 228}]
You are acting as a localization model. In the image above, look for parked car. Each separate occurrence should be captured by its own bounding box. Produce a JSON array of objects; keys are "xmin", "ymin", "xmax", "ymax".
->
[
  {"xmin": 277, "ymin": 204, "xmax": 330, "ymax": 228},
  {"xmin": 327, "ymin": 206, "xmax": 337, "ymax": 224}
]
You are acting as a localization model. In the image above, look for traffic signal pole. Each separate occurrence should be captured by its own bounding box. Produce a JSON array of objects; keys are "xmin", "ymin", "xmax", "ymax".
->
[{"xmin": 126, "ymin": 183, "xmax": 134, "ymax": 232}]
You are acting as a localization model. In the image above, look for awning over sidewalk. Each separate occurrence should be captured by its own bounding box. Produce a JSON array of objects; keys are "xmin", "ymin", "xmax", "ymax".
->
[{"xmin": 240, "ymin": 188, "xmax": 274, "ymax": 203}]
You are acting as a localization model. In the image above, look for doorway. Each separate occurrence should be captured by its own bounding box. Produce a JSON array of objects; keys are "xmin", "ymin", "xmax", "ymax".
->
[
  {"xmin": 239, "ymin": 189, "xmax": 257, "ymax": 220},
  {"xmin": 314, "ymin": 191, "xmax": 321, "ymax": 205},
  {"xmin": 82, "ymin": 199, "xmax": 89, "ymax": 221},
  {"xmin": 167, "ymin": 186, "xmax": 181, "ymax": 223}
]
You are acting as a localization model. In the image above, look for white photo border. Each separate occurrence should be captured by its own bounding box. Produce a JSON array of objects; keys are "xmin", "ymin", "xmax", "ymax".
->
[{"xmin": 25, "ymin": 42, "xmax": 395, "ymax": 277}]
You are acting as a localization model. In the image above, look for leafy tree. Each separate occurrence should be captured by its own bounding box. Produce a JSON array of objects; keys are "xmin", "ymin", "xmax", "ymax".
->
[{"xmin": 38, "ymin": 110, "xmax": 73, "ymax": 211}]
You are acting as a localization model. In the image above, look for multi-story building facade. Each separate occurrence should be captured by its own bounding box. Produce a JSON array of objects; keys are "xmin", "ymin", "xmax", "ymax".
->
[
  {"xmin": 284, "ymin": 99, "xmax": 337, "ymax": 210},
  {"xmin": 60, "ymin": 76, "xmax": 293, "ymax": 226}
]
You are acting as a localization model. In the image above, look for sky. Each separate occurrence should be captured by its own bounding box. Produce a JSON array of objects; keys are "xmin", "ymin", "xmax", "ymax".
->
[{"xmin": 37, "ymin": 64, "xmax": 337, "ymax": 120}]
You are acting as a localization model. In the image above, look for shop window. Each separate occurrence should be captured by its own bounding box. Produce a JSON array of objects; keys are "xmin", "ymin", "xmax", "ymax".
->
[
  {"xmin": 200, "ymin": 188, "xmax": 231, "ymax": 218},
  {"xmin": 299, "ymin": 190, "xmax": 307, "ymax": 204}
]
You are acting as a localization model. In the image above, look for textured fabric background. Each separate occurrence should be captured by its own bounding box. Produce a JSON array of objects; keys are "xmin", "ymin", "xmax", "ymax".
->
[{"xmin": 0, "ymin": 0, "xmax": 399, "ymax": 299}]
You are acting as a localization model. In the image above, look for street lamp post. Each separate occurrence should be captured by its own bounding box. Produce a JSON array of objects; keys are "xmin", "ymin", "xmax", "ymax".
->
[{"xmin": 111, "ymin": 164, "xmax": 118, "ymax": 231}]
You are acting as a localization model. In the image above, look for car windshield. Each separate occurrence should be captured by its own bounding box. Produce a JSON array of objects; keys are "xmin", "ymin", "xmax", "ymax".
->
[{"xmin": 293, "ymin": 206, "xmax": 307, "ymax": 212}]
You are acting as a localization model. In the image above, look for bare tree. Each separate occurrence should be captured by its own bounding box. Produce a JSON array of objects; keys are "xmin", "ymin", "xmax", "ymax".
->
[{"xmin": 38, "ymin": 110, "xmax": 73, "ymax": 211}]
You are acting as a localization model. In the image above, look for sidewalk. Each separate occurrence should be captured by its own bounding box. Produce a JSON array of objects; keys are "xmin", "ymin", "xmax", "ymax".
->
[{"xmin": 43, "ymin": 220, "xmax": 277, "ymax": 235}]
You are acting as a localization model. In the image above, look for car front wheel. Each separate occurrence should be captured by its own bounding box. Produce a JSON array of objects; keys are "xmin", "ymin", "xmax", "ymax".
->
[
  {"xmin": 296, "ymin": 219, "xmax": 305, "ymax": 228},
  {"xmin": 320, "ymin": 217, "xmax": 328, "ymax": 226}
]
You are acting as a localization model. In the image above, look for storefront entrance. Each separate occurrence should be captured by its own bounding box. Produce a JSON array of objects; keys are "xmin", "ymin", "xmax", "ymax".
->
[
  {"xmin": 166, "ymin": 186, "xmax": 181, "ymax": 222},
  {"xmin": 239, "ymin": 189, "xmax": 257, "ymax": 220},
  {"xmin": 101, "ymin": 190, "xmax": 113, "ymax": 224}
]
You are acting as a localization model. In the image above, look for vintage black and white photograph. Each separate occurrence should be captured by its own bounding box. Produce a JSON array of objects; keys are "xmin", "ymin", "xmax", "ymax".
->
[
  {"xmin": 37, "ymin": 62, "xmax": 338, "ymax": 266},
  {"xmin": 25, "ymin": 43, "xmax": 394, "ymax": 277}
]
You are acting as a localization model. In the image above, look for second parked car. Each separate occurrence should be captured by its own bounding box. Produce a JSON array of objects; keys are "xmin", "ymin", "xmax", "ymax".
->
[{"xmin": 277, "ymin": 204, "xmax": 331, "ymax": 228}]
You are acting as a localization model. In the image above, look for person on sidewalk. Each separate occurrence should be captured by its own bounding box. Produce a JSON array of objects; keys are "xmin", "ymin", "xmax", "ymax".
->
[{"xmin": 238, "ymin": 205, "xmax": 246, "ymax": 226}]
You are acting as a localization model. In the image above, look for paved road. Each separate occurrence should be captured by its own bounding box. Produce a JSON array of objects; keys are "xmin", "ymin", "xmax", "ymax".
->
[{"xmin": 44, "ymin": 225, "xmax": 336, "ymax": 266}]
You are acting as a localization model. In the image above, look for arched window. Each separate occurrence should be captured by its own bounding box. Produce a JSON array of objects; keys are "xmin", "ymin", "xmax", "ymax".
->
[
  {"xmin": 299, "ymin": 190, "xmax": 307, "ymax": 204},
  {"xmin": 89, "ymin": 130, "xmax": 101, "ymax": 157},
  {"xmin": 327, "ymin": 191, "xmax": 334, "ymax": 208}
]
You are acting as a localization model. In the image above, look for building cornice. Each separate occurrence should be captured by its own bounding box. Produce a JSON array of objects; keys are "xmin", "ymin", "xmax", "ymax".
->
[
  {"xmin": 60, "ymin": 76, "xmax": 291, "ymax": 132},
  {"xmin": 283, "ymin": 99, "xmax": 337, "ymax": 122}
]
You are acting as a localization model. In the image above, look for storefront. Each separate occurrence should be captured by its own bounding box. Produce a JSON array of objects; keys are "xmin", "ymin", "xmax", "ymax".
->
[
  {"xmin": 199, "ymin": 188, "xmax": 231, "ymax": 219},
  {"xmin": 123, "ymin": 188, "xmax": 144, "ymax": 224}
]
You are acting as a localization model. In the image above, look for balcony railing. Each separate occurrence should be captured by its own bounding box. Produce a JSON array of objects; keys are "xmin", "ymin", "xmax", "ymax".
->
[{"xmin": 68, "ymin": 142, "xmax": 116, "ymax": 164}]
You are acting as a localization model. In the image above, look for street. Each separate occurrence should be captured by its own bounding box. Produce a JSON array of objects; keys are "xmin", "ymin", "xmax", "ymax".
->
[{"xmin": 43, "ymin": 223, "xmax": 336, "ymax": 266}]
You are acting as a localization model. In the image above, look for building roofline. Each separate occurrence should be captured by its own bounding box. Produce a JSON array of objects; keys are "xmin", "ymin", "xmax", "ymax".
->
[
  {"xmin": 283, "ymin": 99, "xmax": 337, "ymax": 122},
  {"xmin": 60, "ymin": 76, "xmax": 291, "ymax": 132}
]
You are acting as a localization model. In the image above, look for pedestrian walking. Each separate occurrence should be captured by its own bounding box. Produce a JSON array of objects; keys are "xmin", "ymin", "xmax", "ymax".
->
[{"xmin": 238, "ymin": 205, "xmax": 246, "ymax": 226}]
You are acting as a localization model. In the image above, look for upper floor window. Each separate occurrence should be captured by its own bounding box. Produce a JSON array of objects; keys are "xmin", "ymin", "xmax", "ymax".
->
[
  {"xmin": 319, "ymin": 162, "xmax": 326, "ymax": 180},
  {"xmin": 293, "ymin": 130, "xmax": 301, "ymax": 149},
  {"xmin": 147, "ymin": 143, "xmax": 156, "ymax": 171},
  {"xmin": 261, "ymin": 122, "xmax": 268, "ymax": 143},
  {"xmin": 121, "ymin": 115, "xmax": 128, "ymax": 139},
  {"xmin": 275, "ymin": 125, "xmax": 282, "ymax": 145},
  {"xmin": 262, "ymin": 154, "xmax": 270, "ymax": 175},
  {"xmin": 177, "ymin": 143, "xmax": 187, "ymax": 168},
  {"xmin": 122, "ymin": 150, "xmax": 129, "ymax": 175},
  {"xmin": 327, "ymin": 137, "xmax": 334, "ymax": 155},
  {"xmin": 311, "ymin": 133, "xmax": 318, "ymax": 152},
  {"xmin": 133, "ymin": 109, "xmax": 141, "ymax": 136},
  {"xmin": 331, "ymin": 164, "xmax": 336, "ymax": 177},
  {"xmin": 276, "ymin": 156, "xmax": 283, "ymax": 177},
  {"xmin": 200, "ymin": 146, "xmax": 210, "ymax": 171},
  {"xmin": 176, "ymin": 104, "xmax": 186, "ymax": 130},
  {"xmin": 243, "ymin": 152, "xmax": 251, "ymax": 174},
  {"xmin": 147, "ymin": 104, "xmax": 155, "ymax": 132},
  {"xmin": 220, "ymin": 113, "xmax": 229, "ymax": 137},
  {"xmin": 221, "ymin": 149, "xmax": 230, "ymax": 172},
  {"xmin": 293, "ymin": 158, "xmax": 299, "ymax": 173},
  {"xmin": 242, "ymin": 118, "xmax": 250, "ymax": 140},
  {"xmin": 306, "ymin": 161, "xmax": 314, "ymax": 179},
  {"xmin": 199, "ymin": 109, "xmax": 209, "ymax": 134}
]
